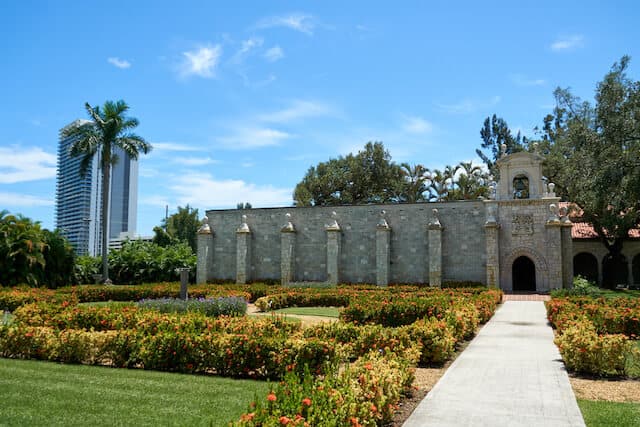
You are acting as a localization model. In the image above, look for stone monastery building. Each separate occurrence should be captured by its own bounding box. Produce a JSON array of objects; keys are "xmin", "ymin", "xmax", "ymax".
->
[{"xmin": 196, "ymin": 151, "xmax": 640, "ymax": 292}]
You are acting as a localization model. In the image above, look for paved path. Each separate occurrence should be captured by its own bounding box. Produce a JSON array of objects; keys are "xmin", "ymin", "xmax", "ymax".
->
[{"xmin": 403, "ymin": 301, "xmax": 586, "ymax": 427}]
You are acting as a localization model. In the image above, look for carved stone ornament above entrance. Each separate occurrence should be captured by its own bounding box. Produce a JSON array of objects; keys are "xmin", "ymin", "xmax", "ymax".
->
[{"xmin": 512, "ymin": 214, "xmax": 534, "ymax": 235}]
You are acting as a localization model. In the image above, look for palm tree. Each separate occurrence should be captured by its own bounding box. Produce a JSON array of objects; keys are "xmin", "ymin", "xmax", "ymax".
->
[
  {"xmin": 400, "ymin": 163, "xmax": 429, "ymax": 203},
  {"xmin": 427, "ymin": 169, "xmax": 449, "ymax": 201},
  {"xmin": 62, "ymin": 100, "xmax": 151, "ymax": 283}
]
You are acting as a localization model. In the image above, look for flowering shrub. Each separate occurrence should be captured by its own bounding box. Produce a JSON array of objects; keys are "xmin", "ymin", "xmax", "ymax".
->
[
  {"xmin": 138, "ymin": 296, "xmax": 247, "ymax": 317},
  {"xmin": 233, "ymin": 352, "xmax": 414, "ymax": 427},
  {"xmin": 407, "ymin": 318, "xmax": 456, "ymax": 365},
  {"xmin": 554, "ymin": 319, "xmax": 633, "ymax": 377}
]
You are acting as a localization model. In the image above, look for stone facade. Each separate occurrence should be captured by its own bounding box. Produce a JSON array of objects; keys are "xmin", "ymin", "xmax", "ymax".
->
[{"xmin": 197, "ymin": 151, "xmax": 640, "ymax": 291}]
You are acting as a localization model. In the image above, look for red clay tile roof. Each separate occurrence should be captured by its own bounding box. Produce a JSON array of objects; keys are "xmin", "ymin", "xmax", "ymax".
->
[{"xmin": 558, "ymin": 202, "xmax": 640, "ymax": 239}]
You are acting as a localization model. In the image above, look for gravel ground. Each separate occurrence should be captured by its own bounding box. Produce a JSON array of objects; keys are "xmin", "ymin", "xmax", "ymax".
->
[{"xmin": 570, "ymin": 376, "xmax": 640, "ymax": 402}]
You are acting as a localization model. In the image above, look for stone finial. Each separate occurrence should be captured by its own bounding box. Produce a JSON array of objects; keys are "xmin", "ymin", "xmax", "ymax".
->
[
  {"xmin": 559, "ymin": 205, "xmax": 572, "ymax": 225},
  {"xmin": 489, "ymin": 181, "xmax": 497, "ymax": 200},
  {"xmin": 500, "ymin": 143, "xmax": 507, "ymax": 157},
  {"xmin": 281, "ymin": 212, "xmax": 296, "ymax": 232},
  {"xmin": 548, "ymin": 182, "xmax": 556, "ymax": 197},
  {"xmin": 428, "ymin": 208, "xmax": 443, "ymax": 230},
  {"xmin": 326, "ymin": 211, "xmax": 341, "ymax": 231},
  {"xmin": 377, "ymin": 210, "xmax": 390, "ymax": 229},
  {"xmin": 485, "ymin": 203, "xmax": 498, "ymax": 226},
  {"xmin": 532, "ymin": 142, "xmax": 539, "ymax": 154},
  {"xmin": 547, "ymin": 203, "xmax": 561, "ymax": 224},
  {"xmin": 236, "ymin": 214, "xmax": 250, "ymax": 233},
  {"xmin": 197, "ymin": 216, "xmax": 212, "ymax": 234}
]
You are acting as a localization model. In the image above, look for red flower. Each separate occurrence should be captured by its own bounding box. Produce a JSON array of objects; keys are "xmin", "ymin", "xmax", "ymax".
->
[
  {"xmin": 370, "ymin": 404, "xmax": 377, "ymax": 412},
  {"xmin": 279, "ymin": 416, "xmax": 291, "ymax": 425},
  {"xmin": 302, "ymin": 398, "xmax": 312, "ymax": 406},
  {"xmin": 267, "ymin": 392, "xmax": 277, "ymax": 402}
]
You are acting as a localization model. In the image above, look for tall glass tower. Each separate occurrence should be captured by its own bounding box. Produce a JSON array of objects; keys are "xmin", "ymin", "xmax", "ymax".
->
[{"xmin": 55, "ymin": 120, "xmax": 138, "ymax": 256}]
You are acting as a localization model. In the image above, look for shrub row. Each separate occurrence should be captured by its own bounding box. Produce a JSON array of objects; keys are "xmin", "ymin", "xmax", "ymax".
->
[
  {"xmin": 138, "ymin": 296, "xmax": 247, "ymax": 317},
  {"xmin": 546, "ymin": 296, "xmax": 640, "ymax": 377},
  {"xmin": 0, "ymin": 322, "xmax": 337, "ymax": 380},
  {"xmin": 234, "ymin": 351, "xmax": 415, "ymax": 427}
]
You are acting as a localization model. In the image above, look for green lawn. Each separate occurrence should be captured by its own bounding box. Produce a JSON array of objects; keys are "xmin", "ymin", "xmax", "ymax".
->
[
  {"xmin": 0, "ymin": 358, "xmax": 268, "ymax": 426},
  {"xmin": 273, "ymin": 306, "xmax": 341, "ymax": 318},
  {"xmin": 578, "ymin": 399, "xmax": 640, "ymax": 427},
  {"xmin": 593, "ymin": 289, "xmax": 640, "ymax": 298}
]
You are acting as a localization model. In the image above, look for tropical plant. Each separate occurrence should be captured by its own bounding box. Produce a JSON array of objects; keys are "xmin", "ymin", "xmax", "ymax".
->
[
  {"xmin": 0, "ymin": 211, "xmax": 46, "ymax": 286},
  {"xmin": 476, "ymin": 114, "xmax": 526, "ymax": 177},
  {"xmin": 153, "ymin": 205, "xmax": 200, "ymax": 252},
  {"xmin": 61, "ymin": 100, "xmax": 151, "ymax": 284},
  {"xmin": 399, "ymin": 163, "xmax": 429, "ymax": 203}
]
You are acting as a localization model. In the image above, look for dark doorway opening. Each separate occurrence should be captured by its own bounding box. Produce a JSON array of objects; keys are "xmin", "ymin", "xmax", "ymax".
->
[
  {"xmin": 602, "ymin": 253, "xmax": 628, "ymax": 289},
  {"xmin": 513, "ymin": 256, "xmax": 536, "ymax": 291},
  {"xmin": 573, "ymin": 252, "xmax": 599, "ymax": 284},
  {"xmin": 633, "ymin": 254, "xmax": 640, "ymax": 286}
]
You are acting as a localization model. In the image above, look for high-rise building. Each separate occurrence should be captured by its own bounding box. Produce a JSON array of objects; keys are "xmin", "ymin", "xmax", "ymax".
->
[{"xmin": 55, "ymin": 120, "xmax": 138, "ymax": 256}]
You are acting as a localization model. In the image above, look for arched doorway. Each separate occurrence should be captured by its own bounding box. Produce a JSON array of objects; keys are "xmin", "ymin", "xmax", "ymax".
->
[
  {"xmin": 573, "ymin": 252, "xmax": 599, "ymax": 284},
  {"xmin": 602, "ymin": 253, "xmax": 628, "ymax": 288},
  {"xmin": 632, "ymin": 254, "xmax": 640, "ymax": 285},
  {"xmin": 513, "ymin": 256, "xmax": 536, "ymax": 291}
]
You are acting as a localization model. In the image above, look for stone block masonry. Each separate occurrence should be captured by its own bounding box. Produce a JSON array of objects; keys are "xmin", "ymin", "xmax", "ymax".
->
[{"xmin": 199, "ymin": 201, "xmax": 487, "ymax": 285}]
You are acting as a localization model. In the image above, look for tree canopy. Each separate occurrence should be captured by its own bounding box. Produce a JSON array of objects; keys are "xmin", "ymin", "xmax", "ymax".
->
[
  {"xmin": 540, "ymin": 56, "xmax": 640, "ymax": 270},
  {"xmin": 153, "ymin": 205, "xmax": 200, "ymax": 252},
  {"xmin": 476, "ymin": 114, "xmax": 526, "ymax": 177},
  {"xmin": 293, "ymin": 142, "xmax": 405, "ymax": 206}
]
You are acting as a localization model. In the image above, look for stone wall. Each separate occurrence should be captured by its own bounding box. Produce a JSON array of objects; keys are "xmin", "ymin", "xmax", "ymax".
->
[{"xmin": 201, "ymin": 201, "xmax": 487, "ymax": 285}]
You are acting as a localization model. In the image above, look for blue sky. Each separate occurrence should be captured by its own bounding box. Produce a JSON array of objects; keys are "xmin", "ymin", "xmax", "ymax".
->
[{"xmin": 1, "ymin": 1, "xmax": 639, "ymax": 236}]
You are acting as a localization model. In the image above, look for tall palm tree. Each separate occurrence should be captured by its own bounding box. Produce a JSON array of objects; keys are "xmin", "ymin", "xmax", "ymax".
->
[{"xmin": 62, "ymin": 100, "xmax": 151, "ymax": 283}]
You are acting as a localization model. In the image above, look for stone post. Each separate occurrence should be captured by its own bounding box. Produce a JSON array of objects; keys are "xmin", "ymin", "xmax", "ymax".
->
[
  {"xmin": 428, "ymin": 208, "xmax": 443, "ymax": 287},
  {"xmin": 376, "ymin": 210, "xmax": 391, "ymax": 286},
  {"xmin": 196, "ymin": 216, "xmax": 214, "ymax": 284},
  {"xmin": 483, "ymin": 201, "xmax": 500, "ymax": 288},
  {"xmin": 545, "ymin": 203, "xmax": 563, "ymax": 290},
  {"xmin": 281, "ymin": 213, "xmax": 296, "ymax": 286},
  {"xmin": 560, "ymin": 207, "xmax": 574, "ymax": 289},
  {"xmin": 235, "ymin": 215, "xmax": 251, "ymax": 284},
  {"xmin": 325, "ymin": 211, "xmax": 341, "ymax": 285}
]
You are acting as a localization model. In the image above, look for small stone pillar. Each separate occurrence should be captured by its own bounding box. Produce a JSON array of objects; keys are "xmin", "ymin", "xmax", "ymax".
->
[
  {"xmin": 560, "ymin": 206, "xmax": 574, "ymax": 288},
  {"xmin": 428, "ymin": 208, "xmax": 443, "ymax": 287},
  {"xmin": 196, "ymin": 216, "xmax": 214, "ymax": 284},
  {"xmin": 325, "ymin": 211, "xmax": 341, "ymax": 285},
  {"xmin": 281, "ymin": 213, "xmax": 296, "ymax": 285},
  {"xmin": 376, "ymin": 210, "xmax": 391, "ymax": 286},
  {"xmin": 484, "ymin": 202, "xmax": 500, "ymax": 287},
  {"xmin": 235, "ymin": 215, "xmax": 251, "ymax": 284},
  {"xmin": 545, "ymin": 203, "xmax": 563, "ymax": 290}
]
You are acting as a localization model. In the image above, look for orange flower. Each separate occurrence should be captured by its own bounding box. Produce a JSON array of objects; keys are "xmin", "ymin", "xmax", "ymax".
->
[
  {"xmin": 370, "ymin": 404, "xmax": 377, "ymax": 412},
  {"xmin": 302, "ymin": 398, "xmax": 312, "ymax": 406},
  {"xmin": 279, "ymin": 416, "xmax": 291, "ymax": 425},
  {"xmin": 364, "ymin": 363, "xmax": 373, "ymax": 370},
  {"xmin": 267, "ymin": 393, "xmax": 277, "ymax": 402}
]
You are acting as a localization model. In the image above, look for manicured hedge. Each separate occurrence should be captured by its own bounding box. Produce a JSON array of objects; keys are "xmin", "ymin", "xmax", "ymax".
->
[{"xmin": 546, "ymin": 296, "xmax": 640, "ymax": 377}]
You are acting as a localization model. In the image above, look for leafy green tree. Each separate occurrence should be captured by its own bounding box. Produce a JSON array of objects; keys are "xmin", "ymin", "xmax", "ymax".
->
[
  {"xmin": 293, "ymin": 142, "xmax": 404, "ymax": 206},
  {"xmin": 62, "ymin": 100, "xmax": 151, "ymax": 284},
  {"xmin": 0, "ymin": 211, "xmax": 75, "ymax": 287},
  {"xmin": 448, "ymin": 161, "xmax": 490, "ymax": 200},
  {"xmin": 153, "ymin": 205, "xmax": 200, "ymax": 252},
  {"xmin": 543, "ymin": 56, "xmax": 640, "ymax": 286},
  {"xmin": 427, "ymin": 169, "xmax": 449, "ymax": 201},
  {"xmin": 476, "ymin": 115, "xmax": 526, "ymax": 177}
]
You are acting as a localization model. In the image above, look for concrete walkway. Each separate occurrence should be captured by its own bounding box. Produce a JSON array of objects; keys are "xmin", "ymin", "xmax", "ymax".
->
[{"xmin": 403, "ymin": 301, "xmax": 586, "ymax": 427}]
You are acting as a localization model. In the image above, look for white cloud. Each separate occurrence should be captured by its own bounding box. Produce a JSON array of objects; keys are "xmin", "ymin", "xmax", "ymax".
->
[
  {"xmin": 0, "ymin": 191, "xmax": 53, "ymax": 207},
  {"xmin": 510, "ymin": 74, "xmax": 546, "ymax": 86},
  {"xmin": 264, "ymin": 46, "xmax": 284, "ymax": 62},
  {"xmin": 258, "ymin": 100, "xmax": 333, "ymax": 123},
  {"xmin": 173, "ymin": 156, "xmax": 218, "ymax": 166},
  {"xmin": 107, "ymin": 57, "xmax": 131, "ymax": 69},
  {"xmin": 435, "ymin": 96, "xmax": 501, "ymax": 114},
  {"xmin": 218, "ymin": 127, "xmax": 292, "ymax": 149},
  {"xmin": 152, "ymin": 142, "xmax": 201, "ymax": 152},
  {"xmin": 551, "ymin": 35, "xmax": 584, "ymax": 51},
  {"xmin": 256, "ymin": 13, "xmax": 315, "ymax": 35},
  {"xmin": 231, "ymin": 37, "xmax": 264, "ymax": 63},
  {"xmin": 401, "ymin": 115, "xmax": 433, "ymax": 134},
  {"xmin": 180, "ymin": 45, "xmax": 222, "ymax": 78},
  {"xmin": 139, "ymin": 166, "xmax": 158, "ymax": 178},
  {"xmin": 169, "ymin": 173, "xmax": 292, "ymax": 208},
  {"xmin": 0, "ymin": 146, "xmax": 56, "ymax": 183}
]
